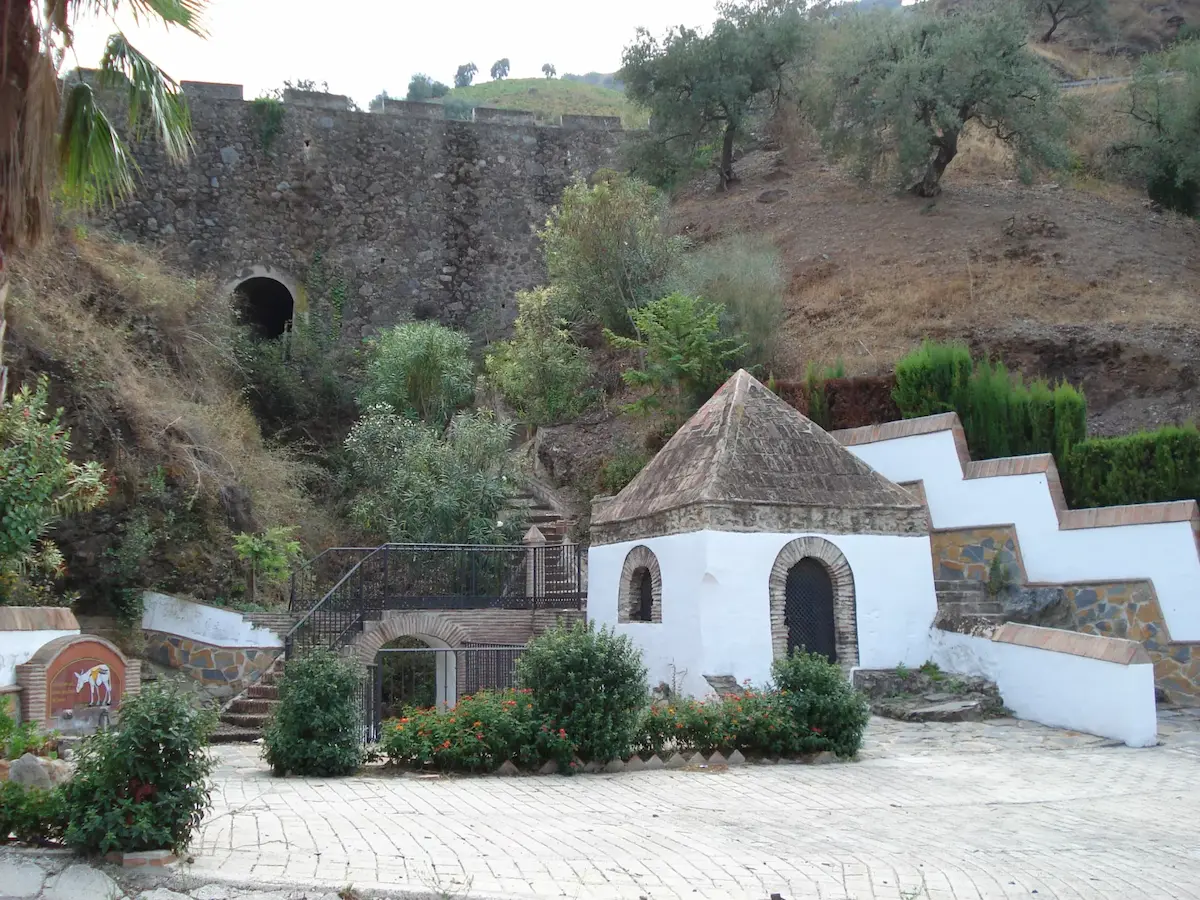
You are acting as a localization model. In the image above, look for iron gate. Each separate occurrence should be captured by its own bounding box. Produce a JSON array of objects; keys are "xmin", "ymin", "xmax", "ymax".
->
[
  {"xmin": 783, "ymin": 558, "xmax": 837, "ymax": 662},
  {"xmin": 360, "ymin": 645, "xmax": 527, "ymax": 743}
]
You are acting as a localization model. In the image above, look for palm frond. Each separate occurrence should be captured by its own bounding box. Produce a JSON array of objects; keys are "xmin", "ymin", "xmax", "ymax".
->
[
  {"xmin": 59, "ymin": 0, "xmax": 209, "ymax": 43},
  {"xmin": 58, "ymin": 81, "xmax": 137, "ymax": 208},
  {"xmin": 99, "ymin": 33, "xmax": 193, "ymax": 163}
]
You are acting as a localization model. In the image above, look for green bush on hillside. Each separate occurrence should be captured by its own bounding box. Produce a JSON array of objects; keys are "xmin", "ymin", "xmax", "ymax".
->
[
  {"xmin": 360, "ymin": 322, "xmax": 474, "ymax": 427},
  {"xmin": 892, "ymin": 340, "xmax": 1086, "ymax": 463},
  {"xmin": 1062, "ymin": 427, "xmax": 1200, "ymax": 509}
]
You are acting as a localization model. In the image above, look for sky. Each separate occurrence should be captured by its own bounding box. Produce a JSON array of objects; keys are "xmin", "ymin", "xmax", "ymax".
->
[{"xmin": 67, "ymin": 0, "xmax": 722, "ymax": 106}]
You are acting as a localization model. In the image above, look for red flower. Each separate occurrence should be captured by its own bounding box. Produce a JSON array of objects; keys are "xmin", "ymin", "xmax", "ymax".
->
[
  {"xmin": 476, "ymin": 733, "xmax": 484, "ymax": 740},
  {"xmin": 442, "ymin": 740, "xmax": 452, "ymax": 749},
  {"xmin": 558, "ymin": 728, "xmax": 566, "ymax": 738},
  {"xmin": 811, "ymin": 726, "xmax": 823, "ymax": 734}
]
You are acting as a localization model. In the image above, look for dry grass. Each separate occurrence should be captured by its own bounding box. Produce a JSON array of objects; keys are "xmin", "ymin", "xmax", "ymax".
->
[
  {"xmin": 775, "ymin": 253, "xmax": 1198, "ymax": 377},
  {"xmin": 7, "ymin": 226, "xmax": 340, "ymax": 552}
]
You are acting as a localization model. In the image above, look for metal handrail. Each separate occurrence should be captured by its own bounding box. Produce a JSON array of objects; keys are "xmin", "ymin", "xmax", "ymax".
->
[{"xmin": 286, "ymin": 544, "xmax": 390, "ymax": 641}]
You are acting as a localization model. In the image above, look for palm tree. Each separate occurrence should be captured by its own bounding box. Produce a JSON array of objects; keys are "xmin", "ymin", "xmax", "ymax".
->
[{"xmin": 0, "ymin": 0, "xmax": 206, "ymax": 398}]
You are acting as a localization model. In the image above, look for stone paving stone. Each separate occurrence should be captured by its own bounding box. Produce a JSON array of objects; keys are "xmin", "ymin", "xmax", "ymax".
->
[
  {"xmin": 0, "ymin": 859, "xmax": 46, "ymax": 899},
  {"xmin": 42, "ymin": 864, "xmax": 125, "ymax": 900},
  {"xmin": 158, "ymin": 713, "xmax": 1200, "ymax": 900}
]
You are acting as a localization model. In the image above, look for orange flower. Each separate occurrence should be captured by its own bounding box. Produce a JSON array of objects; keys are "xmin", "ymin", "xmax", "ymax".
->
[
  {"xmin": 473, "ymin": 721, "xmax": 482, "ymax": 728},
  {"xmin": 442, "ymin": 739, "xmax": 452, "ymax": 749}
]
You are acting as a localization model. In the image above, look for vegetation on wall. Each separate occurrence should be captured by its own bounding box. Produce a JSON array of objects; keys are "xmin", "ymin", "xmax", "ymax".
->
[
  {"xmin": 248, "ymin": 97, "xmax": 286, "ymax": 151},
  {"xmin": 1063, "ymin": 427, "xmax": 1200, "ymax": 509}
]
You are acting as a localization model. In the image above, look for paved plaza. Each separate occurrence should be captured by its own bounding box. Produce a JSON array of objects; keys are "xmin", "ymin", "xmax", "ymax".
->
[{"xmin": 178, "ymin": 710, "xmax": 1200, "ymax": 900}]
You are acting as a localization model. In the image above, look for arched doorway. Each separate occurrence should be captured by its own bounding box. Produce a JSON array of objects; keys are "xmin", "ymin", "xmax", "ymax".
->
[
  {"xmin": 233, "ymin": 276, "xmax": 294, "ymax": 338},
  {"xmin": 375, "ymin": 632, "xmax": 457, "ymax": 715},
  {"xmin": 783, "ymin": 558, "xmax": 837, "ymax": 662}
]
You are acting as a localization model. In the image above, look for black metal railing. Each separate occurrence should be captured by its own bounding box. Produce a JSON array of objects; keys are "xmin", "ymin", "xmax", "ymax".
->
[
  {"xmin": 289, "ymin": 546, "xmax": 381, "ymax": 612},
  {"xmin": 284, "ymin": 542, "xmax": 584, "ymax": 660}
]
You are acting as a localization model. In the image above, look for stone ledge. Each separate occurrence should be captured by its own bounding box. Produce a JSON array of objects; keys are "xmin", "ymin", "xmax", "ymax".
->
[
  {"xmin": 0, "ymin": 607, "xmax": 78, "ymax": 631},
  {"xmin": 992, "ymin": 622, "xmax": 1152, "ymax": 665},
  {"xmin": 104, "ymin": 849, "xmax": 179, "ymax": 868},
  {"xmin": 833, "ymin": 411, "xmax": 1200, "ymax": 532}
]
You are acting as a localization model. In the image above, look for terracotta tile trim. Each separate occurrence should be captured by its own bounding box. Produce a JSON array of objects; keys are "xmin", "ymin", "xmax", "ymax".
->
[
  {"xmin": 833, "ymin": 412, "xmax": 1199, "ymax": 532},
  {"xmin": 992, "ymin": 622, "xmax": 1152, "ymax": 666}
]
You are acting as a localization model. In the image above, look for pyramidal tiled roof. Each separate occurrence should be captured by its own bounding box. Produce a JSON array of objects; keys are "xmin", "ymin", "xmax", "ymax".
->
[{"xmin": 590, "ymin": 369, "xmax": 927, "ymax": 544}]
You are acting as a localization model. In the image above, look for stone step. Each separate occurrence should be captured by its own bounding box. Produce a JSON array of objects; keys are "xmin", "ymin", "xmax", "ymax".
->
[
  {"xmin": 934, "ymin": 579, "xmax": 988, "ymax": 593},
  {"xmin": 228, "ymin": 698, "xmax": 276, "ymax": 715},
  {"xmin": 246, "ymin": 683, "xmax": 279, "ymax": 700},
  {"xmin": 210, "ymin": 723, "xmax": 262, "ymax": 744},
  {"xmin": 220, "ymin": 712, "xmax": 270, "ymax": 729}
]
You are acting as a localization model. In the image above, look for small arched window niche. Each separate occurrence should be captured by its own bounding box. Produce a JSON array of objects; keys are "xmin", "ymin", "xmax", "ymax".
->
[{"xmin": 617, "ymin": 545, "xmax": 662, "ymax": 624}]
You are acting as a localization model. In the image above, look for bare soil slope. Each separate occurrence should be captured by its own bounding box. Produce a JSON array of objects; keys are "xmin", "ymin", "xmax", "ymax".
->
[{"xmin": 671, "ymin": 141, "xmax": 1200, "ymax": 435}]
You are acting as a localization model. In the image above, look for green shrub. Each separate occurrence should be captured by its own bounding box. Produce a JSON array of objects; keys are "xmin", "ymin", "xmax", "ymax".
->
[
  {"xmin": 673, "ymin": 234, "xmax": 786, "ymax": 371},
  {"xmin": 802, "ymin": 360, "xmax": 846, "ymax": 431},
  {"xmin": 596, "ymin": 446, "xmax": 650, "ymax": 496},
  {"xmin": 263, "ymin": 649, "xmax": 363, "ymax": 777},
  {"xmin": 233, "ymin": 526, "xmax": 302, "ymax": 604},
  {"xmin": 518, "ymin": 621, "xmax": 648, "ymax": 763},
  {"xmin": 0, "ymin": 696, "xmax": 56, "ymax": 760},
  {"xmin": 635, "ymin": 676, "xmax": 865, "ymax": 760},
  {"xmin": 607, "ymin": 292, "xmax": 745, "ymax": 421},
  {"xmin": 360, "ymin": 322, "xmax": 475, "ymax": 426},
  {"xmin": 0, "ymin": 377, "xmax": 107, "ymax": 601},
  {"xmin": 381, "ymin": 689, "xmax": 575, "ymax": 773},
  {"xmin": 892, "ymin": 341, "xmax": 1087, "ymax": 464},
  {"xmin": 484, "ymin": 288, "xmax": 595, "ymax": 427},
  {"xmin": 1063, "ymin": 426, "xmax": 1200, "ymax": 508},
  {"xmin": 63, "ymin": 682, "xmax": 216, "ymax": 854},
  {"xmin": 541, "ymin": 172, "xmax": 685, "ymax": 335},
  {"xmin": 346, "ymin": 409, "xmax": 522, "ymax": 545},
  {"xmin": 771, "ymin": 650, "xmax": 869, "ymax": 759},
  {"xmin": 0, "ymin": 781, "xmax": 68, "ymax": 844},
  {"xmin": 891, "ymin": 340, "xmax": 973, "ymax": 418}
]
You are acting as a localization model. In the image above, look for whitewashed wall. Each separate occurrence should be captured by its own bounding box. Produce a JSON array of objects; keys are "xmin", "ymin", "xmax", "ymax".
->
[
  {"xmin": 141, "ymin": 592, "xmax": 282, "ymax": 648},
  {"xmin": 0, "ymin": 629, "xmax": 79, "ymax": 686},
  {"xmin": 589, "ymin": 529, "xmax": 936, "ymax": 695},
  {"xmin": 930, "ymin": 629, "xmax": 1157, "ymax": 747},
  {"xmin": 847, "ymin": 429, "xmax": 1200, "ymax": 641}
]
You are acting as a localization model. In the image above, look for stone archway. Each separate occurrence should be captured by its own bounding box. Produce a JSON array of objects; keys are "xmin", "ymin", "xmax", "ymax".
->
[
  {"xmin": 768, "ymin": 537, "xmax": 858, "ymax": 666},
  {"xmin": 355, "ymin": 613, "xmax": 470, "ymax": 710},
  {"xmin": 617, "ymin": 545, "xmax": 662, "ymax": 623},
  {"xmin": 224, "ymin": 265, "xmax": 300, "ymax": 339}
]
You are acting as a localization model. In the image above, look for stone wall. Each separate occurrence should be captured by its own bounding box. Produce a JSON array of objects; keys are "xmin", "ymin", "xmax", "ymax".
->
[
  {"xmin": 143, "ymin": 631, "xmax": 280, "ymax": 701},
  {"xmin": 932, "ymin": 526, "xmax": 1200, "ymax": 703},
  {"xmin": 87, "ymin": 80, "xmax": 626, "ymax": 336}
]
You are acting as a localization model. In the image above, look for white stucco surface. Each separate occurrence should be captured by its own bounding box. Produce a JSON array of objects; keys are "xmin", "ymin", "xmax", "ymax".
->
[
  {"xmin": 0, "ymin": 629, "xmax": 79, "ymax": 686},
  {"xmin": 847, "ymin": 429, "xmax": 1200, "ymax": 641},
  {"xmin": 141, "ymin": 592, "xmax": 282, "ymax": 648},
  {"xmin": 589, "ymin": 530, "xmax": 936, "ymax": 695},
  {"xmin": 929, "ymin": 629, "xmax": 1157, "ymax": 747}
]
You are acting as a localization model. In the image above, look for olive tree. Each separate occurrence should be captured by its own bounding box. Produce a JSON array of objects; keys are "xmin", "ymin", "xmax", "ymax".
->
[
  {"xmin": 808, "ymin": 2, "xmax": 1069, "ymax": 196},
  {"xmin": 1120, "ymin": 39, "xmax": 1200, "ymax": 214},
  {"xmin": 621, "ymin": 0, "xmax": 810, "ymax": 189},
  {"xmin": 1026, "ymin": 0, "xmax": 1110, "ymax": 42}
]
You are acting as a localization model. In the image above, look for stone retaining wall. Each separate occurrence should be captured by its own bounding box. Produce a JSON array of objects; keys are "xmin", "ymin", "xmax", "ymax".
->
[{"xmin": 143, "ymin": 631, "xmax": 280, "ymax": 700}]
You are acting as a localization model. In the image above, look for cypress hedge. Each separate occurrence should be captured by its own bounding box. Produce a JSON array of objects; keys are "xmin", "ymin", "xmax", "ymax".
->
[{"xmin": 1061, "ymin": 426, "xmax": 1200, "ymax": 509}]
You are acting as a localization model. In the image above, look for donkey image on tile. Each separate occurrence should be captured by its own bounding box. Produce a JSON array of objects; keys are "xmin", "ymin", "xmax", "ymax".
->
[{"xmin": 74, "ymin": 664, "xmax": 112, "ymax": 706}]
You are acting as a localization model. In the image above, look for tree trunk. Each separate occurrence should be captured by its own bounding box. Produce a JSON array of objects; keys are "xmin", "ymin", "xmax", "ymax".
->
[
  {"xmin": 910, "ymin": 132, "xmax": 959, "ymax": 198},
  {"xmin": 0, "ymin": 249, "xmax": 8, "ymax": 400},
  {"xmin": 1042, "ymin": 20, "xmax": 1060, "ymax": 41},
  {"xmin": 718, "ymin": 126, "xmax": 737, "ymax": 191}
]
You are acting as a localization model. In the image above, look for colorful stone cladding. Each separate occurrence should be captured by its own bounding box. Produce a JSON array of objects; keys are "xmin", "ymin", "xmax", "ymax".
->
[
  {"xmin": 930, "ymin": 527, "xmax": 1021, "ymax": 583},
  {"xmin": 931, "ymin": 527, "xmax": 1200, "ymax": 702},
  {"xmin": 144, "ymin": 631, "xmax": 279, "ymax": 690},
  {"xmin": 1067, "ymin": 584, "xmax": 1200, "ymax": 703}
]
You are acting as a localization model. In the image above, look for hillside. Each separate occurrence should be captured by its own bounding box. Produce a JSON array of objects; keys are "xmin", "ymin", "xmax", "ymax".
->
[
  {"xmin": 669, "ymin": 131, "xmax": 1200, "ymax": 437},
  {"xmin": 5, "ymin": 229, "xmax": 342, "ymax": 614},
  {"xmin": 442, "ymin": 77, "xmax": 648, "ymax": 127}
]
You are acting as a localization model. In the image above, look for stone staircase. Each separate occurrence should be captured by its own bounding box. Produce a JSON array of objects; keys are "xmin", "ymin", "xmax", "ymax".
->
[
  {"xmin": 210, "ymin": 613, "xmax": 298, "ymax": 744},
  {"xmin": 507, "ymin": 490, "xmax": 575, "ymax": 543},
  {"xmin": 933, "ymin": 579, "xmax": 1006, "ymax": 637},
  {"xmin": 212, "ymin": 655, "xmax": 285, "ymax": 744}
]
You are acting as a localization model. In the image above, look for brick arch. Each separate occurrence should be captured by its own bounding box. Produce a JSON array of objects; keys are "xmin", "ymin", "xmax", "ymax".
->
[
  {"xmin": 618, "ymin": 545, "xmax": 662, "ymax": 623},
  {"xmin": 768, "ymin": 537, "xmax": 858, "ymax": 666},
  {"xmin": 352, "ymin": 612, "xmax": 471, "ymax": 668}
]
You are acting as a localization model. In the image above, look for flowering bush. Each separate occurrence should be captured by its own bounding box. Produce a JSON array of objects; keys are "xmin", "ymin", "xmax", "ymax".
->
[
  {"xmin": 381, "ymin": 689, "xmax": 575, "ymax": 773},
  {"xmin": 517, "ymin": 621, "xmax": 647, "ymax": 763},
  {"xmin": 635, "ymin": 652, "xmax": 869, "ymax": 760}
]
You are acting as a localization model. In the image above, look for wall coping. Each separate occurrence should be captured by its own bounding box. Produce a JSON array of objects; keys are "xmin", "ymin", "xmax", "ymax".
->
[
  {"xmin": 0, "ymin": 607, "xmax": 79, "ymax": 632},
  {"xmin": 22, "ymin": 633, "xmax": 129, "ymax": 668},
  {"xmin": 142, "ymin": 628, "xmax": 282, "ymax": 652},
  {"xmin": 992, "ymin": 622, "xmax": 1152, "ymax": 665},
  {"xmin": 833, "ymin": 412, "xmax": 1200, "ymax": 531},
  {"xmin": 0, "ymin": 684, "xmax": 21, "ymax": 695}
]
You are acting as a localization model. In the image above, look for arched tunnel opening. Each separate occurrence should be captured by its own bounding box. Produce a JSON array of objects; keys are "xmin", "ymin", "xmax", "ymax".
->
[{"xmin": 234, "ymin": 277, "xmax": 294, "ymax": 339}]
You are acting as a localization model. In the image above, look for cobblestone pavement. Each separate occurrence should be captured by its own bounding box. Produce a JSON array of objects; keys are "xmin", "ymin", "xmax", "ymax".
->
[{"xmin": 181, "ymin": 710, "xmax": 1200, "ymax": 900}]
